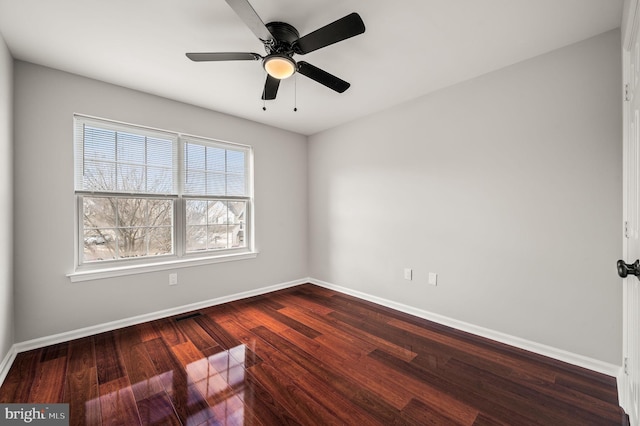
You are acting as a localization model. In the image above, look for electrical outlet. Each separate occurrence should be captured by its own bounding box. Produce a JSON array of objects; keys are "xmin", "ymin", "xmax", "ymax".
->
[
  {"xmin": 404, "ymin": 268, "xmax": 412, "ymax": 280},
  {"xmin": 169, "ymin": 273, "xmax": 178, "ymax": 286},
  {"xmin": 428, "ymin": 272, "xmax": 438, "ymax": 286}
]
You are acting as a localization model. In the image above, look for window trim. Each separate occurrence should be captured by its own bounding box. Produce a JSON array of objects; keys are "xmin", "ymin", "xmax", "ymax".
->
[{"xmin": 70, "ymin": 114, "xmax": 256, "ymax": 281}]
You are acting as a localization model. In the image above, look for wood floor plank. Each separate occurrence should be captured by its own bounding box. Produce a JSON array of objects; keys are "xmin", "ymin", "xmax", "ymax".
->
[
  {"xmin": 176, "ymin": 316, "xmax": 223, "ymax": 354},
  {"xmin": 369, "ymin": 348, "xmax": 542, "ymax": 426},
  {"xmin": 153, "ymin": 318, "xmax": 188, "ymax": 347},
  {"xmin": 387, "ymin": 317, "xmax": 557, "ymax": 382},
  {"xmin": 143, "ymin": 337, "xmax": 216, "ymax": 425},
  {"xmin": 28, "ymin": 356, "xmax": 67, "ymax": 403},
  {"xmin": 63, "ymin": 337, "xmax": 101, "ymax": 426},
  {"xmin": 95, "ymin": 332, "xmax": 125, "ymax": 385},
  {"xmin": 252, "ymin": 301, "xmax": 322, "ymax": 339},
  {"xmin": 134, "ymin": 321, "xmax": 161, "ymax": 342},
  {"xmin": 98, "ymin": 377, "xmax": 141, "ymax": 426},
  {"xmin": 251, "ymin": 324, "xmax": 405, "ymax": 425},
  {"xmin": 401, "ymin": 398, "xmax": 470, "ymax": 426},
  {"xmin": 278, "ymin": 306, "xmax": 378, "ymax": 360},
  {"xmin": 284, "ymin": 301, "xmax": 418, "ymax": 362},
  {"xmin": 271, "ymin": 291, "xmax": 335, "ymax": 315},
  {"xmin": 0, "ymin": 349, "xmax": 40, "ymax": 402},
  {"xmin": 135, "ymin": 391, "xmax": 181, "ymax": 426},
  {"xmin": 195, "ymin": 313, "xmax": 240, "ymax": 350},
  {"xmin": 555, "ymin": 371, "xmax": 620, "ymax": 404},
  {"xmin": 248, "ymin": 361, "xmax": 346, "ymax": 425},
  {"xmin": 0, "ymin": 283, "xmax": 627, "ymax": 425},
  {"xmin": 40, "ymin": 342, "xmax": 68, "ymax": 362}
]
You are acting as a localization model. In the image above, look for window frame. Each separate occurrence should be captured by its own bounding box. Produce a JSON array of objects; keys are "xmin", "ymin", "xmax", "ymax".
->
[{"xmin": 71, "ymin": 114, "xmax": 255, "ymax": 280}]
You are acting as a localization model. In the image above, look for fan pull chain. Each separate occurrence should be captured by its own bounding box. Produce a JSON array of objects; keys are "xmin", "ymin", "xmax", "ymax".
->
[
  {"xmin": 262, "ymin": 69, "xmax": 267, "ymax": 111},
  {"xmin": 293, "ymin": 74, "xmax": 298, "ymax": 112}
]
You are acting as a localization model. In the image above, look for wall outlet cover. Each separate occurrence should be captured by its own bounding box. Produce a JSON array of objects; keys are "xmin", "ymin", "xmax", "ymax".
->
[
  {"xmin": 428, "ymin": 272, "xmax": 438, "ymax": 286},
  {"xmin": 404, "ymin": 268, "xmax": 412, "ymax": 280},
  {"xmin": 169, "ymin": 273, "xmax": 178, "ymax": 286}
]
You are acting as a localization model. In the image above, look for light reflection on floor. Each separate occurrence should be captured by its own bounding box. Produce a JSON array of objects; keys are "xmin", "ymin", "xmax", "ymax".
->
[{"xmin": 89, "ymin": 344, "xmax": 247, "ymax": 425}]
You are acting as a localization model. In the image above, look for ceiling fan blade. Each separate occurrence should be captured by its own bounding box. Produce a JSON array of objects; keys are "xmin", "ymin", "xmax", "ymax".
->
[
  {"xmin": 262, "ymin": 75, "xmax": 280, "ymax": 100},
  {"xmin": 297, "ymin": 61, "xmax": 350, "ymax": 93},
  {"xmin": 294, "ymin": 13, "xmax": 365, "ymax": 55},
  {"xmin": 225, "ymin": 0, "xmax": 274, "ymax": 42},
  {"xmin": 186, "ymin": 52, "xmax": 261, "ymax": 62}
]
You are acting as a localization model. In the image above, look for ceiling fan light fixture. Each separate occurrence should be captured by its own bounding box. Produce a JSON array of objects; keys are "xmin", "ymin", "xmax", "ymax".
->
[{"xmin": 263, "ymin": 54, "xmax": 296, "ymax": 79}]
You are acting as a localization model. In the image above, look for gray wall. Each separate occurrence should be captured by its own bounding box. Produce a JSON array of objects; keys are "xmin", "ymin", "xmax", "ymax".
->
[
  {"xmin": 0, "ymin": 33, "xmax": 13, "ymax": 361},
  {"xmin": 13, "ymin": 61, "xmax": 308, "ymax": 341},
  {"xmin": 308, "ymin": 30, "xmax": 623, "ymax": 364}
]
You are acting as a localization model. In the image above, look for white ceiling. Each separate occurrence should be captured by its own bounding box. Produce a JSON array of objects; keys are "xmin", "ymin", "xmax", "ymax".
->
[{"xmin": 0, "ymin": 0, "xmax": 624, "ymax": 136}]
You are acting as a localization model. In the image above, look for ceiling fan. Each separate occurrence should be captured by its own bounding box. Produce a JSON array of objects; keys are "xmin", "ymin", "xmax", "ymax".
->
[{"xmin": 186, "ymin": 0, "xmax": 366, "ymax": 101}]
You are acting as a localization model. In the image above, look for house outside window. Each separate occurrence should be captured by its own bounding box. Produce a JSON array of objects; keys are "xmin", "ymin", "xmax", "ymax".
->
[{"xmin": 73, "ymin": 115, "xmax": 253, "ymax": 272}]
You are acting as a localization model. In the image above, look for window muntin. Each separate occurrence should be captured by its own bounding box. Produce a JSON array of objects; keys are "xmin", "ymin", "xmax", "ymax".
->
[{"xmin": 74, "ymin": 115, "xmax": 252, "ymax": 269}]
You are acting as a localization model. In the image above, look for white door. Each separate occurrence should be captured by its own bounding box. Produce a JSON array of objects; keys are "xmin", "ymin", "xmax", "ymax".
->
[{"xmin": 622, "ymin": 3, "xmax": 640, "ymax": 424}]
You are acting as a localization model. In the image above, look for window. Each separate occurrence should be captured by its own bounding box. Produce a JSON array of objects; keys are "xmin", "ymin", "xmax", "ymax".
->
[{"xmin": 74, "ymin": 115, "xmax": 253, "ymax": 272}]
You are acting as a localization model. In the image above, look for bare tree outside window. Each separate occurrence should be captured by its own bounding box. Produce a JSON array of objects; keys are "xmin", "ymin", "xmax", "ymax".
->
[{"xmin": 80, "ymin": 126, "xmax": 175, "ymax": 262}]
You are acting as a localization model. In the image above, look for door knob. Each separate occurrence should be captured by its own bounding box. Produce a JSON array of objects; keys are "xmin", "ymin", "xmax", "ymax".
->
[{"xmin": 617, "ymin": 259, "xmax": 640, "ymax": 278}]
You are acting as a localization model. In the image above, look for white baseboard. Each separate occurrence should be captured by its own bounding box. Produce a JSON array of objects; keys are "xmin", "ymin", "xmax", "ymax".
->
[
  {"xmin": 309, "ymin": 278, "xmax": 622, "ymax": 378},
  {"xmin": 4, "ymin": 278, "xmax": 306, "ymax": 375},
  {"xmin": 0, "ymin": 345, "xmax": 16, "ymax": 387}
]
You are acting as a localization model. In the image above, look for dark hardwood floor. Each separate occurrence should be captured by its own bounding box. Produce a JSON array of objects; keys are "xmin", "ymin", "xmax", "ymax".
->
[{"xmin": 0, "ymin": 283, "xmax": 629, "ymax": 425}]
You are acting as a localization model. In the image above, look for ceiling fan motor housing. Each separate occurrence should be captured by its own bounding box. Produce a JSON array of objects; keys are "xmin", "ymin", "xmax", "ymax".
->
[{"xmin": 265, "ymin": 22, "xmax": 299, "ymax": 56}]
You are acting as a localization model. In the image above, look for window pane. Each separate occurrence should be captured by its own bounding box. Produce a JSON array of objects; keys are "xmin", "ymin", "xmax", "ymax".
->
[
  {"xmin": 207, "ymin": 201, "xmax": 227, "ymax": 224},
  {"xmin": 83, "ymin": 229, "xmax": 116, "ymax": 262},
  {"xmin": 84, "ymin": 127, "xmax": 115, "ymax": 161},
  {"xmin": 208, "ymin": 224, "xmax": 228, "ymax": 249},
  {"xmin": 184, "ymin": 170, "xmax": 206, "ymax": 194},
  {"xmin": 83, "ymin": 160, "xmax": 115, "ymax": 192},
  {"xmin": 226, "ymin": 150, "xmax": 245, "ymax": 174},
  {"xmin": 117, "ymin": 132, "xmax": 145, "ymax": 164},
  {"xmin": 148, "ymin": 227, "xmax": 172, "ymax": 256},
  {"xmin": 186, "ymin": 225, "xmax": 207, "ymax": 252},
  {"xmin": 206, "ymin": 147, "xmax": 225, "ymax": 172},
  {"xmin": 79, "ymin": 120, "xmax": 176, "ymax": 195},
  {"xmin": 227, "ymin": 201, "xmax": 246, "ymax": 225},
  {"xmin": 117, "ymin": 198, "xmax": 147, "ymax": 227},
  {"xmin": 147, "ymin": 138, "xmax": 174, "ymax": 167},
  {"xmin": 185, "ymin": 143, "xmax": 206, "ymax": 170},
  {"xmin": 147, "ymin": 199, "xmax": 173, "ymax": 227},
  {"xmin": 229, "ymin": 223, "xmax": 244, "ymax": 248},
  {"xmin": 81, "ymin": 197, "xmax": 174, "ymax": 263},
  {"xmin": 117, "ymin": 227, "xmax": 148, "ymax": 258},
  {"xmin": 186, "ymin": 200, "xmax": 207, "ymax": 225},
  {"xmin": 83, "ymin": 197, "xmax": 116, "ymax": 229},
  {"xmin": 117, "ymin": 164, "xmax": 146, "ymax": 193},
  {"xmin": 147, "ymin": 166, "xmax": 173, "ymax": 193},
  {"xmin": 206, "ymin": 173, "xmax": 225, "ymax": 196},
  {"xmin": 228, "ymin": 201, "xmax": 246, "ymax": 248},
  {"xmin": 226, "ymin": 174, "xmax": 245, "ymax": 196}
]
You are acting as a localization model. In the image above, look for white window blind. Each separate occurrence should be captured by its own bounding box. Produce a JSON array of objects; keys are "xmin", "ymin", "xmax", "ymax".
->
[
  {"xmin": 74, "ymin": 117, "xmax": 178, "ymax": 195},
  {"xmin": 183, "ymin": 137, "xmax": 248, "ymax": 197}
]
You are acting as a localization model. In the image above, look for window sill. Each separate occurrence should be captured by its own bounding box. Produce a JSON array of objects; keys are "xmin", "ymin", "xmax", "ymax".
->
[{"xmin": 67, "ymin": 251, "xmax": 259, "ymax": 283}]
